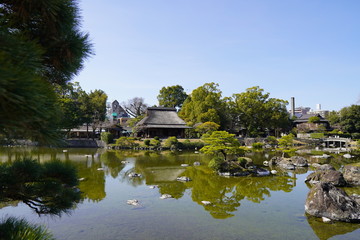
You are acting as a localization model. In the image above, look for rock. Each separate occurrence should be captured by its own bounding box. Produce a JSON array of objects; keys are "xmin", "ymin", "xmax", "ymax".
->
[
  {"xmin": 232, "ymin": 171, "xmax": 250, "ymax": 176},
  {"xmin": 219, "ymin": 172, "xmax": 231, "ymax": 176},
  {"xmin": 193, "ymin": 162, "xmax": 201, "ymax": 166},
  {"xmin": 177, "ymin": 176, "xmax": 191, "ymax": 182},
  {"xmin": 343, "ymin": 154, "xmax": 352, "ymax": 159},
  {"xmin": 322, "ymin": 217, "xmax": 332, "ymax": 223},
  {"xmin": 271, "ymin": 170, "xmax": 277, "ymax": 175},
  {"xmin": 256, "ymin": 168, "xmax": 270, "ymax": 176},
  {"xmin": 343, "ymin": 165, "xmax": 360, "ymax": 185},
  {"xmin": 62, "ymin": 150, "xmax": 68, "ymax": 153},
  {"xmin": 78, "ymin": 177, "xmax": 86, "ymax": 181},
  {"xmin": 263, "ymin": 161, "xmax": 269, "ymax": 166},
  {"xmin": 160, "ymin": 194, "xmax": 173, "ymax": 199},
  {"xmin": 128, "ymin": 173, "xmax": 141, "ymax": 178},
  {"xmin": 278, "ymin": 160, "xmax": 296, "ymax": 170},
  {"xmin": 305, "ymin": 182, "xmax": 360, "ymax": 222},
  {"xmin": 305, "ymin": 170, "xmax": 346, "ymax": 187},
  {"xmin": 181, "ymin": 164, "xmax": 189, "ymax": 167},
  {"xmin": 121, "ymin": 161, "xmax": 129, "ymax": 164},
  {"xmin": 290, "ymin": 156, "xmax": 308, "ymax": 167},
  {"xmin": 269, "ymin": 156, "xmax": 282, "ymax": 165},
  {"xmin": 97, "ymin": 168, "xmax": 104, "ymax": 171},
  {"xmin": 316, "ymin": 164, "xmax": 336, "ymax": 171},
  {"xmin": 351, "ymin": 194, "xmax": 360, "ymax": 205},
  {"xmin": 127, "ymin": 199, "xmax": 139, "ymax": 206},
  {"xmin": 201, "ymin": 201, "xmax": 211, "ymax": 205},
  {"xmin": 149, "ymin": 185, "xmax": 157, "ymax": 189}
]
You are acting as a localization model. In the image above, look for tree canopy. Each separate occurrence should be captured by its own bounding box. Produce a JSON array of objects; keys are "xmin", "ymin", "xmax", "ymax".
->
[
  {"xmin": 0, "ymin": 0, "xmax": 93, "ymax": 143},
  {"xmin": 157, "ymin": 85, "xmax": 188, "ymax": 109},
  {"xmin": 229, "ymin": 86, "xmax": 290, "ymax": 137},
  {"xmin": 179, "ymin": 83, "xmax": 227, "ymax": 127},
  {"xmin": 201, "ymin": 131, "xmax": 241, "ymax": 160}
]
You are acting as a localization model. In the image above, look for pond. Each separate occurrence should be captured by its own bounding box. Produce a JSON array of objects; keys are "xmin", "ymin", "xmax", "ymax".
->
[{"xmin": 0, "ymin": 147, "xmax": 360, "ymax": 240}]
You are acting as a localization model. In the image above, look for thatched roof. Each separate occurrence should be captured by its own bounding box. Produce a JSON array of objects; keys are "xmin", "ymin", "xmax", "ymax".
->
[{"xmin": 136, "ymin": 107, "xmax": 191, "ymax": 129}]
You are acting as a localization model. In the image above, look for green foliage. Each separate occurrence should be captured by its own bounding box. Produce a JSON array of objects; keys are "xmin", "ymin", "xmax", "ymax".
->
[
  {"xmin": 164, "ymin": 137, "xmax": 179, "ymax": 148},
  {"xmin": 201, "ymin": 131, "xmax": 241, "ymax": 160},
  {"xmin": 115, "ymin": 137, "xmax": 138, "ymax": 148},
  {"xmin": 144, "ymin": 139, "xmax": 151, "ymax": 146},
  {"xmin": 208, "ymin": 157, "xmax": 223, "ymax": 171},
  {"xmin": 157, "ymin": 85, "xmax": 188, "ymax": 109},
  {"xmin": 0, "ymin": 0, "xmax": 93, "ymax": 143},
  {"xmin": 252, "ymin": 142, "xmax": 264, "ymax": 150},
  {"xmin": 154, "ymin": 136, "xmax": 160, "ymax": 141},
  {"xmin": 0, "ymin": 217, "xmax": 55, "ymax": 240},
  {"xmin": 266, "ymin": 136, "xmax": 278, "ymax": 145},
  {"xmin": 352, "ymin": 133, "xmax": 360, "ymax": 140},
  {"xmin": 310, "ymin": 133, "xmax": 325, "ymax": 139},
  {"xmin": 150, "ymin": 139, "xmax": 161, "ymax": 148},
  {"xmin": 1, "ymin": 0, "xmax": 93, "ymax": 85},
  {"xmin": 0, "ymin": 158, "xmax": 80, "ymax": 216},
  {"xmin": 178, "ymin": 140, "xmax": 205, "ymax": 150},
  {"xmin": 229, "ymin": 86, "xmax": 290, "ymax": 137},
  {"xmin": 195, "ymin": 121, "xmax": 220, "ymax": 135},
  {"xmin": 338, "ymin": 105, "xmax": 360, "ymax": 133},
  {"xmin": 308, "ymin": 116, "xmax": 320, "ymax": 123},
  {"xmin": 179, "ymin": 83, "xmax": 228, "ymax": 128},
  {"xmin": 278, "ymin": 134, "xmax": 294, "ymax": 148},
  {"xmin": 101, "ymin": 132, "xmax": 113, "ymax": 144}
]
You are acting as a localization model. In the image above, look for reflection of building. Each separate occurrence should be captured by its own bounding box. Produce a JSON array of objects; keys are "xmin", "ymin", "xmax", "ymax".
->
[{"xmin": 135, "ymin": 107, "xmax": 191, "ymax": 138}]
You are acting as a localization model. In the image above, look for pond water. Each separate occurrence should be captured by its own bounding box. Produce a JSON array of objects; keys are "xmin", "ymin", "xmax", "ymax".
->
[{"xmin": 1, "ymin": 147, "xmax": 360, "ymax": 240}]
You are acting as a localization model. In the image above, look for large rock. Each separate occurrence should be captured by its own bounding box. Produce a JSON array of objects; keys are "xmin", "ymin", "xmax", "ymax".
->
[
  {"xmin": 316, "ymin": 164, "xmax": 336, "ymax": 171},
  {"xmin": 270, "ymin": 156, "xmax": 308, "ymax": 168},
  {"xmin": 305, "ymin": 183, "xmax": 360, "ymax": 222},
  {"xmin": 305, "ymin": 170, "xmax": 346, "ymax": 187},
  {"xmin": 289, "ymin": 156, "xmax": 308, "ymax": 167},
  {"xmin": 343, "ymin": 165, "xmax": 360, "ymax": 186}
]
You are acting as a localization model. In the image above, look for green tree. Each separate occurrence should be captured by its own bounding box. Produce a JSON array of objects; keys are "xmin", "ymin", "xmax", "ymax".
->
[
  {"xmin": 308, "ymin": 116, "xmax": 320, "ymax": 123},
  {"xmin": 230, "ymin": 86, "xmax": 289, "ymax": 137},
  {"xmin": 157, "ymin": 85, "xmax": 188, "ymax": 109},
  {"xmin": 195, "ymin": 121, "xmax": 220, "ymax": 136},
  {"xmin": 338, "ymin": 105, "xmax": 360, "ymax": 134},
  {"xmin": 179, "ymin": 83, "xmax": 227, "ymax": 128},
  {"xmin": 0, "ymin": 0, "xmax": 92, "ymax": 143},
  {"xmin": 201, "ymin": 131, "xmax": 241, "ymax": 160},
  {"xmin": 1, "ymin": 0, "xmax": 93, "ymax": 85},
  {"xmin": 278, "ymin": 134, "xmax": 294, "ymax": 148}
]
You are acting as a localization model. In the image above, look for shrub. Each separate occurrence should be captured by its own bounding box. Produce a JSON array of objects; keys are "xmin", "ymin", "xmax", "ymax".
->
[
  {"xmin": 266, "ymin": 136, "xmax": 278, "ymax": 145},
  {"xmin": 150, "ymin": 139, "xmax": 161, "ymax": 148},
  {"xmin": 101, "ymin": 132, "xmax": 113, "ymax": 144},
  {"xmin": 351, "ymin": 132, "xmax": 360, "ymax": 140},
  {"xmin": 178, "ymin": 140, "xmax": 205, "ymax": 150},
  {"xmin": 310, "ymin": 133, "xmax": 325, "ymax": 139},
  {"xmin": 115, "ymin": 137, "xmax": 138, "ymax": 148},
  {"xmin": 154, "ymin": 136, "xmax": 160, "ymax": 141},
  {"xmin": 143, "ymin": 139, "xmax": 150, "ymax": 146},
  {"xmin": 164, "ymin": 136, "xmax": 178, "ymax": 148},
  {"xmin": 252, "ymin": 142, "xmax": 264, "ymax": 150}
]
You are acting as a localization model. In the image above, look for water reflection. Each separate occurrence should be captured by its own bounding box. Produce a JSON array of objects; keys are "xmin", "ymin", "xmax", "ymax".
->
[
  {"xmin": 306, "ymin": 214, "xmax": 360, "ymax": 240},
  {"xmin": 1, "ymin": 147, "xmax": 360, "ymax": 239}
]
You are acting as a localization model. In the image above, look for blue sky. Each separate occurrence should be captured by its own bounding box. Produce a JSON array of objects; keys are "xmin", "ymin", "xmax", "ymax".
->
[{"xmin": 76, "ymin": 0, "xmax": 360, "ymax": 111}]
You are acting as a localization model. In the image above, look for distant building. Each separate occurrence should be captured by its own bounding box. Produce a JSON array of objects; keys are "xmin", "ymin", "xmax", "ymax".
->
[
  {"xmin": 293, "ymin": 113, "xmax": 330, "ymax": 132},
  {"xmin": 307, "ymin": 104, "xmax": 329, "ymax": 118},
  {"xmin": 135, "ymin": 107, "xmax": 191, "ymax": 138}
]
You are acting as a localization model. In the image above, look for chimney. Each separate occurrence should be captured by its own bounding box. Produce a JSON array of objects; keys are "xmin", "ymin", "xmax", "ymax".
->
[{"xmin": 291, "ymin": 97, "xmax": 295, "ymax": 117}]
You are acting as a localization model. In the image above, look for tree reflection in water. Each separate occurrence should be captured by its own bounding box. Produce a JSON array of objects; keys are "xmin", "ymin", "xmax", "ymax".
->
[
  {"xmin": 127, "ymin": 151, "xmax": 296, "ymax": 219},
  {"xmin": 0, "ymin": 158, "xmax": 81, "ymax": 216}
]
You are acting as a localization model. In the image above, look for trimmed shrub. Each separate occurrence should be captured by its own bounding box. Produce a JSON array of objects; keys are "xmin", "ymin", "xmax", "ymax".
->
[
  {"xmin": 143, "ymin": 139, "xmax": 150, "ymax": 146},
  {"xmin": 252, "ymin": 142, "xmax": 264, "ymax": 150},
  {"xmin": 164, "ymin": 137, "xmax": 178, "ymax": 148},
  {"xmin": 310, "ymin": 133, "xmax": 325, "ymax": 139}
]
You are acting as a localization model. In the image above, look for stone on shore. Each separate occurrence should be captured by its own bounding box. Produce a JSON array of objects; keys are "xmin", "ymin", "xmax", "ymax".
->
[
  {"xmin": 305, "ymin": 182, "xmax": 360, "ymax": 222},
  {"xmin": 305, "ymin": 170, "xmax": 346, "ymax": 187},
  {"xmin": 343, "ymin": 165, "xmax": 360, "ymax": 186}
]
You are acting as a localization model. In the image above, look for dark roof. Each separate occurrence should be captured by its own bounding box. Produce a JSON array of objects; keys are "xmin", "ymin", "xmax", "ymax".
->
[
  {"xmin": 293, "ymin": 113, "xmax": 328, "ymax": 123},
  {"xmin": 136, "ymin": 107, "xmax": 191, "ymax": 129}
]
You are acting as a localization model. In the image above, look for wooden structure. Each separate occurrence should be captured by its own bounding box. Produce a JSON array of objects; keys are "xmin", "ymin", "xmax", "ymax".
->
[
  {"xmin": 293, "ymin": 113, "xmax": 330, "ymax": 131},
  {"xmin": 135, "ymin": 107, "xmax": 191, "ymax": 138}
]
